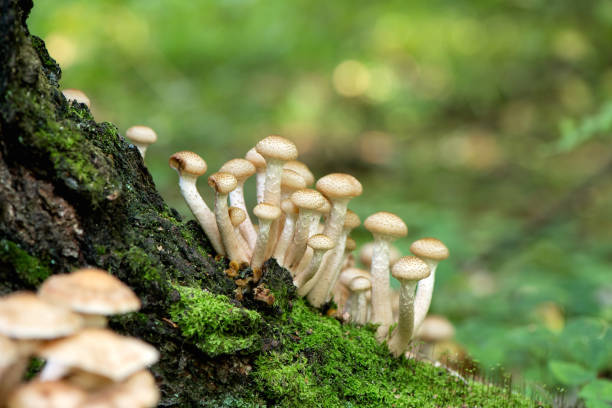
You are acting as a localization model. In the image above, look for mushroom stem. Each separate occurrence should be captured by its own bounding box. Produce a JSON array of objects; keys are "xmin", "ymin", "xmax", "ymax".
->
[
  {"xmin": 349, "ymin": 280, "xmax": 370, "ymax": 325},
  {"xmin": 285, "ymin": 209, "xmax": 318, "ymax": 269},
  {"xmin": 251, "ymin": 204, "xmax": 281, "ymax": 279},
  {"xmin": 370, "ymin": 238, "xmax": 394, "ymax": 337},
  {"xmin": 323, "ymin": 197, "xmax": 350, "ymax": 242},
  {"xmin": 256, "ymin": 171, "xmax": 266, "ymax": 204},
  {"xmin": 296, "ymin": 250, "xmax": 327, "ymax": 297},
  {"xmin": 229, "ymin": 207, "xmax": 252, "ymax": 258},
  {"xmin": 386, "ymin": 281, "xmax": 418, "ymax": 357},
  {"xmin": 229, "ymin": 185, "xmax": 257, "ymax": 249},
  {"xmin": 273, "ymin": 200, "xmax": 298, "ymax": 266},
  {"xmin": 413, "ymin": 260, "xmax": 438, "ymax": 330}
]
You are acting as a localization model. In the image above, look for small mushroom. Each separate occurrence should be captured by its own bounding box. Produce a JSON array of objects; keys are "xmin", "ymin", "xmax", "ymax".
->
[
  {"xmin": 220, "ymin": 159, "xmax": 258, "ymax": 249},
  {"xmin": 250, "ymin": 203, "xmax": 282, "ymax": 278},
  {"xmin": 229, "ymin": 207, "xmax": 252, "ymax": 258},
  {"xmin": 337, "ymin": 267, "xmax": 371, "ymax": 318},
  {"xmin": 295, "ymin": 234, "xmax": 335, "ymax": 296},
  {"xmin": 169, "ymin": 151, "xmax": 225, "ymax": 255},
  {"xmin": 245, "ymin": 147, "xmax": 266, "ymax": 204},
  {"xmin": 348, "ymin": 277, "xmax": 371, "ymax": 325},
  {"xmin": 208, "ymin": 172, "xmax": 249, "ymax": 263},
  {"xmin": 410, "ymin": 238, "xmax": 449, "ymax": 331},
  {"xmin": 284, "ymin": 160, "xmax": 315, "ymax": 186},
  {"xmin": 386, "ymin": 256, "xmax": 430, "ymax": 357},
  {"xmin": 125, "ymin": 126, "xmax": 157, "ymax": 159},
  {"xmin": 315, "ymin": 173, "xmax": 362, "ymax": 242},
  {"xmin": 280, "ymin": 168, "xmax": 307, "ymax": 201},
  {"xmin": 62, "ymin": 88, "xmax": 91, "ymax": 108},
  {"xmin": 255, "ymin": 136, "xmax": 298, "ymax": 207}
]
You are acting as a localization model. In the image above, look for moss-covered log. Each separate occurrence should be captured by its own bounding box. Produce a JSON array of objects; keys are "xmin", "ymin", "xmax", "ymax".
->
[{"xmin": 0, "ymin": 0, "xmax": 543, "ymax": 406}]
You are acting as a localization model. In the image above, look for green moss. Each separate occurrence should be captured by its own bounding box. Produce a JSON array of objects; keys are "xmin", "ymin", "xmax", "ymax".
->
[
  {"xmin": 170, "ymin": 285, "xmax": 263, "ymax": 356},
  {"xmin": 0, "ymin": 239, "xmax": 51, "ymax": 287},
  {"xmin": 121, "ymin": 246, "xmax": 162, "ymax": 282}
]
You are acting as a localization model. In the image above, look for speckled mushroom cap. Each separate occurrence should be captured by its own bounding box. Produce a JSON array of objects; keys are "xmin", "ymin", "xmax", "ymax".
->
[
  {"xmin": 314, "ymin": 197, "xmax": 331, "ymax": 214},
  {"xmin": 255, "ymin": 136, "xmax": 298, "ymax": 161},
  {"xmin": 80, "ymin": 370, "xmax": 159, "ymax": 408},
  {"xmin": 284, "ymin": 160, "xmax": 314, "ymax": 186},
  {"xmin": 409, "ymin": 238, "xmax": 449, "ymax": 261},
  {"xmin": 0, "ymin": 334, "xmax": 17, "ymax": 369},
  {"xmin": 169, "ymin": 151, "xmax": 207, "ymax": 176},
  {"xmin": 37, "ymin": 329, "xmax": 159, "ymax": 382},
  {"xmin": 208, "ymin": 172, "xmax": 238, "ymax": 194},
  {"xmin": 349, "ymin": 277, "xmax": 371, "ymax": 292},
  {"xmin": 391, "ymin": 256, "xmax": 430, "ymax": 281},
  {"xmin": 363, "ymin": 212, "xmax": 407, "ymax": 238},
  {"xmin": 125, "ymin": 126, "xmax": 157, "ymax": 145},
  {"xmin": 344, "ymin": 237, "xmax": 357, "ymax": 252},
  {"xmin": 253, "ymin": 203, "xmax": 281, "ymax": 221},
  {"xmin": 62, "ymin": 88, "xmax": 91, "ymax": 108},
  {"xmin": 343, "ymin": 210, "xmax": 361, "ymax": 230},
  {"xmin": 229, "ymin": 207, "xmax": 247, "ymax": 227},
  {"xmin": 307, "ymin": 234, "xmax": 335, "ymax": 251},
  {"xmin": 38, "ymin": 268, "xmax": 141, "ymax": 316},
  {"xmin": 416, "ymin": 315, "xmax": 455, "ymax": 342},
  {"xmin": 245, "ymin": 148, "xmax": 266, "ymax": 169},
  {"xmin": 290, "ymin": 189, "xmax": 326, "ymax": 210},
  {"xmin": 315, "ymin": 173, "xmax": 362, "ymax": 199},
  {"xmin": 219, "ymin": 159, "xmax": 256, "ymax": 181},
  {"xmin": 359, "ymin": 242, "xmax": 402, "ymax": 267},
  {"xmin": 0, "ymin": 292, "xmax": 83, "ymax": 339},
  {"xmin": 7, "ymin": 380, "xmax": 87, "ymax": 408},
  {"xmin": 281, "ymin": 169, "xmax": 306, "ymax": 191},
  {"xmin": 281, "ymin": 198, "xmax": 298, "ymax": 215}
]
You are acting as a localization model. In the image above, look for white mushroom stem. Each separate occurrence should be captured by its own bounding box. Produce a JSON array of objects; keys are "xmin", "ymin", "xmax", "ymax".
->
[
  {"xmin": 256, "ymin": 170, "xmax": 266, "ymax": 204},
  {"xmin": 273, "ymin": 212, "xmax": 297, "ymax": 266},
  {"xmin": 251, "ymin": 219, "xmax": 274, "ymax": 272},
  {"xmin": 263, "ymin": 158, "xmax": 284, "ymax": 207},
  {"xmin": 387, "ymin": 281, "xmax": 418, "ymax": 357},
  {"xmin": 285, "ymin": 210, "xmax": 318, "ymax": 269},
  {"xmin": 413, "ymin": 260, "xmax": 439, "ymax": 330},
  {"xmin": 370, "ymin": 237, "xmax": 394, "ymax": 338},
  {"xmin": 212, "ymin": 189, "xmax": 249, "ymax": 263},
  {"xmin": 323, "ymin": 198, "xmax": 350, "ymax": 242},
  {"xmin": 38, "ymin": 361, "xmax": 70, "ymax": 381},
  {"xmin": 306, "ymin": 230, "xmax": 349, "ymax": 307},
  {"xmin": 296, "ymin": 248, "xmax": 330, "ymax": 296},
  {"xmin": 229, "ymin": 184, "xmax": 258, "ymax": 249},
  {"xmin": 178, "ymin": 174, "xmax": 225, "ymax": 255},
  {"xmin": 350, "ymin": 288, "xmax": 369, "ymax": 325}
]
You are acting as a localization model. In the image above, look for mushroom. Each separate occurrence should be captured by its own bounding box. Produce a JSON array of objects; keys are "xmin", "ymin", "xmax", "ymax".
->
[
  {"xmin": 363, "ymin": 212, "xmax": 408, "ymax": 340},
  {"xmin": 169, "ymin": 151, "xmax": 225, "ymax": 255},
  {"xmin": 37, "ymin": 328, "xmax": 159, "ymax": 382},
  {"xmin": 386, "ymin": 256, "xmax": 430, "ymax": 357},
  {"xmin": 219, "ymin": 159, "xmax": 258, "ymax": 248},
  {"xmin": 245, "ymin": 147, "xmax": 266, "ymax": 204},
  {"xmin": 272, "ymin": 199, "xmax": 299, "ymax": 266},
  {"xmin": 255, "ymin": 136, "xmax": 298, "ymax": 207},
  {"xmin": 410, "ymin": 238, "xmax": 449, "ymax": 331},
  {"xmin": 315, "ymin": 173, "xmax": 362, "ymax": 242},
  {"xmin": 125, "ymin": 126, "xmax": 157, "ymax": 159},
  {"xmin": 295, "ymin": 234, "xmax": 335, "ymax": 296},
  {"xmin": 337, "ymin": 268, "xmax": 371, "ymax": 318},
  {"xmin": 62, "ymin": 88, "xmax": 91, "ymax": 108},
  {"xmin": 359, "ymin": 242, "xmax": 402, "ymax": 269},
  {"xmin": 81, "ymin": 370, "xmax": 159, "ymax": 408},
  {"xmin": 250, "ymin": 203, "xmax": 282, "ymax": 279},
  {"xmin": 416, "ymin": 315, "xmax": 455, "ymax": 343},
  {"xmin": 284, "ymin": 160, "xmax": 315, "ymax": 186},
  {"xmin": 280, "ymin": 168, "xmax": 307, "ymax": 201},
  {"xmin": 7, "ymin": 380, "xmax": 87, "ymax": 408},
  {"xmin": 229, "ymin": 207, "xmax": 252, "ymax": 258},
  {"xmin": 208, "ymin": 172, "xmax": 249, "ymax": 263},
  {"xmin": 38, "ymin": 268, "xmax": 141, "ymax": 328},
  {"xmin": 348, "ymin": 277, "xmax": 371, "ymax": 325}
]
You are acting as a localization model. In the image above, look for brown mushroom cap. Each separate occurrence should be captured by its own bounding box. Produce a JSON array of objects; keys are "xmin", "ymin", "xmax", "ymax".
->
[
  {"xmin": 349, "ymin": 277, "xmax": 371, "ymax": 292},
  {"xmin": 255, "ymin": 136, "xmax": 298, "ymax": 161},
  {"xmin": 253, "ymin": 203, "xmax": 281, "ymax": 221},
  {"xmin": 125, "ymin": 126, "xmax": 157, "ymax": 145},
  {"xmin": 208, "ymin": 172, "xmax": 238, "ymax": 194},
  {"xmin": 315, "ymin": 197, "xmax": 331, "ymax": 214},
  {"xmin": 245, "ymin": 148, "xmax": 266, "ymax": 169},
  {"xmin": 344, "ymin": 237, "xmax": 357, "ymax": 252},
  {"xmin": 7, "ymin": 380, "xmax": 87, "ymax": 408},
  {"xmin": 37, "ymin": 329, "xmax": 159, "ymax": 382},
  {"xmin": 81, "ymin": 370, "xmax": 159, "ymax": 408},
  {"xmin": 62, "ymin": 89, "xmax": 91, "ymax": 108},
  {"xmin": 228, "ymin": 207, "xmax": 247, "ymax": 227},
  {"xmin": 169, "ymin": 151, "xmax": 207, "ymax": 176},
  {"xmin": 307, "ymin": 234, "xmax": 335, "ymax": 251},
  {"xmin": 281, "ymin": 169, "xmax": 307, "ymax": 191},
  {"xmin": 416, "ymin": 315, "xmax": 455, "ymax": 342},
  {"xmin": 410, "ymin": 238, "xmax": 449, "ymax": 261},
  {"xmin": 290, "ymin": 189, "xmax": 327, "ymax": 210},
  {"xmin": 363, "ymin": 212, "xmax": 407, "ymax": 238},
  {"xmin": 391, "ymin": 256, "xmax": 430, "ymax": 281},
  {"xmin": 280, "ymin": 198, "xmax": 298, "ymax": 215},
  {"xmin": 0, "ymin": 292, "xmax": 82, "ymax": 339},
  {"xmin": 219, "ymin": 159, "xmax": 256, "ymax": 181},
  {"xmin": 315, "ymin": 173, "xmax": 362, "ymax": 199},
  {"xmin": 38, "ymin": 268, "xmax": 140, "ymax": 316},
  {"xmin": 343, "ymin": 210, "xmax": 361, "ymax": 230},
  {"xmin": 284, "ymin": 160, "xmax": 315, "ymax": 185}
]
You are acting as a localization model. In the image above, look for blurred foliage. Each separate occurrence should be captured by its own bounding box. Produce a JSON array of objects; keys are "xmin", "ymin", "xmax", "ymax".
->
[{"xmin": 29, "ymin": 0, "xmax": 612, "ymax": 405}]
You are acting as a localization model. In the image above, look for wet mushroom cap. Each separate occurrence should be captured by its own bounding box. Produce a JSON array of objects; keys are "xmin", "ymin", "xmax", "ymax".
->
[
  {"xmin": 228, "ymin": 207, "xmax": 247, "ymax": 226},
  {"xmin": 38, "ymin": 268, "xmax": 140, "ymax": 315},
  {"xmin": 219, "ymin": 159, "xmax": 256, "ymax": 181},
  {"xmin": 37, "ymin": 328, "xmax": 159, "ymax": 382},
  {"xmin": 253, "ymin": 203, "xmax": 281, "ymax": 221},
  {"xmin": 245, "ymin": 148, "xmax": 266, "ymax": 169},
  {"xmin": 255, "ymin": 135, "xmax": 298, "ymax": 161},
  {"xmin": 307, "ymin": 234, "xmax": 335, "ymax": 251},
  {"xmin": 7, "ymin": 380, "xmax": 87, "ymax": 408},
  {"xmin": 125, "ymin": 126, "xmax": 157, "ymax": 145},
  {"xmin": 410, "ymin": 238, "xmax": 449, "ymax": 261},
  {"xmin": 0, "ymin": 292, "xmax": 83, "ymax": 339},
  {"xmin": 315, "ymin": 173, "xmax": 362, "ymax": 199},
  {"xmin": 363, "ymin": 212, "xmax": 408, "ymax": 238},
  {"xmin": 284, "ymin": 160, "xmax": 315, "ymax": 185},
  {"xmin": 391, "ymin": 256, "xmax": 430, "ymax": 281},
  {"xmin": 62, "ymin": 89, "xmax": 91, "ymax": 108},
  {"xmin": 208, "ymin": 172, "xmax": 238, "ymax": 194},
  {"xmin": 290, "ymin": 189, "xmax": 327, "ymax": 210},
  {"xmin": 169, "ymin": 151, "xmax": 207, "ymax": 176}
]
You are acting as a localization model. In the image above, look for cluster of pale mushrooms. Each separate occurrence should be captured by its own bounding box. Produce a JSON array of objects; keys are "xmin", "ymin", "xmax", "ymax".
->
[{"xmin": 0, "ymin": 268, "xmax": 159, "ymax": 408}]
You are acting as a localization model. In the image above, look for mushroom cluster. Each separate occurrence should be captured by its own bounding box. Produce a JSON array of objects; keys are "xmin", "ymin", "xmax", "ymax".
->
[
  {"xmin": 169, "ymin": 135, "xmax": 449, "ymax": 357},
  {"xmin": 0, "ymin": 268, "xmax": 160, "ymax": 408}
]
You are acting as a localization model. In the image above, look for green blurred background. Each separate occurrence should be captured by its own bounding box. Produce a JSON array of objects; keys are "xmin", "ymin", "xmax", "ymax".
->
[{"xmin": 29, "ymin": 0, "xmax": 612, "ymax": 404}]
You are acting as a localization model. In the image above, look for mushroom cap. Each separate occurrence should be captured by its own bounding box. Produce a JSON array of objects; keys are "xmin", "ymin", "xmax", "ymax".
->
[
  {"xmin": 344, "ymin": 237, "xmax": 357, "ymax": 252},
  {"xmin": 339, "ymin": 268, "xmax": 370, "ymax": 287},
  {"xmin": 169, "ymin": 151, "xmax": 207, "ymax": 176},
  {"xmin": 280, "ymin": 198, "xmax": 298, "ymax": 215},
  {"xmin": 219, "ymin": 159, "xmax": 256, "ymax": 181},
  {"xmin": 62, "ymin": 88, "xmax": 91, "ymax": 108},
  {"xmin": 0, "ymin": 334, "xmax": 17, "ymax": 369},
  {"xmin": 0, "ymin": 292, "xmax": 83, "ymax": 339},
  {"xmin": 81, "ymin": 370, "xmax": 159, "ymax": 408},
  {"xmin": 228, "ymin": 207, "xmax": 246, "ymax": 227},
  {"xmin": 349, "ymin": 277, "xmax": 371, "ymax": 292},
  {"xmin": 416, "ymin": 315, "xmax": 455, "ymax": 342},
  {"xmin": 290, "ymin": 189, "xmax": 326, "ymax": 210},
  {"xmin": 245, "ymin": 148, "xmax": 266, "ymax": 169},
  {"xmin": 208, "ymin": 172, "xmax": 238, "ymax": 194},
  {"xmin": 410, "ymin": 238, "xmax": 449, "ymax": 261},
  {"xmin": 314, "ymin": 197, "xmax": 331, "ymax": 214},
  {"xmin": 391, "ymin": 256, "xmax": 430, "ymax": 281},
  {"xmin": 307, "ymin": 234, "xmax": 335, "ymax": 251},
  {"xmin": 125, "ymin": 126, "xmax": 157, "ymax": 145},
  {"xmin": 359, "ymin": 242, "xmax": 402, "ymax": 267},
  {"xmin": 284, "ymin": 160, "xmax": 315, "ymax": 186},
  {"xmin": 281, "ymin": 169, "xmax": 306, "ymax": 191},
  {"xmin": 38, "ymin": 268, "xmax": 141, "ymax": 316},
  {"xmin": 363, "ymin": 211, "xmax": 407, "ymax": 238},
  {"xmin": 343, "ymin": 210, "xmax": 361, "ymax": 230},
  {"xmin": 315, "ymin": 173, "xmax": 362, "ymax": 199},
  {"xmin": 253, "ymin": 203, "xmax": 281, "ymax": 221},
  {"xmin": 255, "ymin": 136, "xmax": 298, "ymax": 161},
  {"xmin": 7, "ymin": 380, "xmax": 87, "ymax": 408},
  {"xmin": 37, "ymin": 329, "xmax": 159, "ymax": 382}
]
